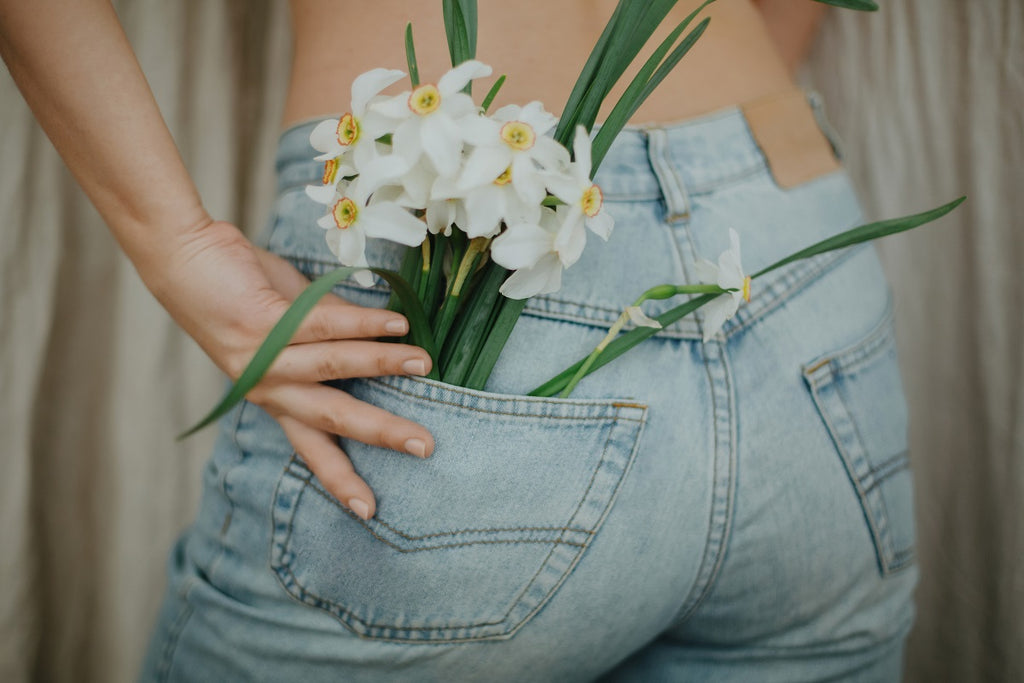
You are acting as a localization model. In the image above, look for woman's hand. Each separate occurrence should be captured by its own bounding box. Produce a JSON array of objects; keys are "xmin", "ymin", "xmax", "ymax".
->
[{"xmin": 147, "ymin": 218, "xmax": 434, "ymax": 520}]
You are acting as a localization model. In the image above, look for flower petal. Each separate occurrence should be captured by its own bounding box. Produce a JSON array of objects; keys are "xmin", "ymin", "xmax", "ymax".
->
[
  {"xmin": 700, "ymin": 294, "xmax": 739, "ymax": 343},
  {"xmin": 457, "ymin": 145, "xmax": 511, "ymax": 191},
  {"xmin": 305, "ymin": 183, "xmax": 338, "ymax": 205},
  {"xmin": 572, "ymin": 125, "xmax": 593, "ymax": 175},
  {"xmin": 358, "ymin": 203, "xmax": 427, "ymax": 246},
  {"xmin": 325, "ymin": 223, "xmax": 367, "ymax": 266},
  {"xmin": 438, "ymin": 59, "xmax": 492, "ymax": 95},
  {"xmin": 499, "ymin": 254, "xmax": 562, "ymax": 299},
  {"xmin": 420, "ymin": 114, "xmax": 462, "ymax": 177},
  {"xmin": 351, "ymin": 68, "xmax": 406, "ymax": 117},
  {"xmin": 554, "ymin": 211, "xmax": 586, "ymax": 267},
  {"xmin": 309, "ymin": 118, "xmax": 341, "ymax": 154},
  {"xmin": 490, "ymin": 223, "xmax": 553, "ymax": 269},
  {"xmin": 693, "ymin": 258, "xmax": 720, "ymax": 284},
  {"xmin": 586, "ymin": 210, "xmax": 614, "ymax": 241},
  {"xmin": 626, "ymin": 306, "xmax": 663, "ymax": 329},
  {"xmin": 533, "ymin": 136, "xmax": 571, "ymax": 171}
]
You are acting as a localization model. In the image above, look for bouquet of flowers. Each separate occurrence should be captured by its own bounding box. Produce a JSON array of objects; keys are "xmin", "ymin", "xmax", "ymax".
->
[{"xmin": 183, "ymin": 0, "xmax": 962, "ymax": 437}]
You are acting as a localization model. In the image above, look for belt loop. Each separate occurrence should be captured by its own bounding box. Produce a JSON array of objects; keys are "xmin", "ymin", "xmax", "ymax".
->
[{"xmin": 644, "ymin": 126, "xmax": 692, "ymax": 225}]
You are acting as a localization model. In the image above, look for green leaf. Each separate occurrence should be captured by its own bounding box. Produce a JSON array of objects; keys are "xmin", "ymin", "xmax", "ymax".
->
[
  {"xmin": 442, "ymin": 0, "xmax": 478, "ymax": 68},
  {"xmin": 529, "ymin": 293, "xmax": 718, "ymax": 397},
  {"xmin": 481, "ymin": 74, "xmax": 506, "ymax": 113},
  {"xmin": 591, "ymin": 6, "xmax": 713, "ymax": 172},
  {"xmin": 178, "ymin": 266, "xmax": 435, "ymax": 440},
  {"xmin": 405, "ymin": 23, "xmax": 420, "ymax": 87},
  {"xmin": 463, "ymin": 294, "xmax": 528, "ymax": 390},
  {"xmin": 440, "ymin": 262, "xmax": 508, "ymax": 383},
  {"xmin": 813, "ymin": 0, "xmax": 879, "ymax": 11},
  {"xmin": 754, "ymin": 196, "xmax": 966, "ymax": 278}
]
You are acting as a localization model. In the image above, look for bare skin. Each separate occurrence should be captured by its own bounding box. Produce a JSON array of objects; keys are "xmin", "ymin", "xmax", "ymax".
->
[{"xmin": 0, "ymin": 0, "xmax": 824, "ymax": 520}]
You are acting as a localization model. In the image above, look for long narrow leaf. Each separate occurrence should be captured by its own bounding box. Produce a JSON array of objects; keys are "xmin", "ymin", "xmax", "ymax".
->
[
  {"xmin": 441, "ymin": 263, "xmax": 508, "ymax": 383},
  {"xmin": 178, "ymin": 266, "xmax": 435, "ymax": 439},
  {"xmin": 754, "ymin": 196, "xmax": 966, "ymax": 278},
  {"xmin": 636, "ymin": 18, "xmax": 710, "ymax": 107},
  {"xmin": 591, "ymin": 7, "xmax": 713, "ymax": 172},
  {"xmin": 464, "ymin": 295, "xmax": 528, "ymax": 390},
  {"xmin": 404, "ymin": 23, "xmax": 420, "ymax": 86},
  {"xmin": 529, "ymin": 294, "xmax": 717, "ymax": 397},
  {"xmin": 813, "ymin": 0, "xmax": 878, "ymax": 11}
]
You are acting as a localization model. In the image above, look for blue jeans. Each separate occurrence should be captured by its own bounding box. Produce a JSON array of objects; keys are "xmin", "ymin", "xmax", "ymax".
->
[{"xmin": 140, "ymin": 104, "xmax": 918, "ymax": 681}]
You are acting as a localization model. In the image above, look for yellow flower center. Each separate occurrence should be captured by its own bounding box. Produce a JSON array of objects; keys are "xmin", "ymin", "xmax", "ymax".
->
[
  {"xmin": 493, "ymin": 166, "xmax": 513, "ymax": 185},
  {"xmin": 500, "ymin": 121, "xmax": 536, "ymax": 151},
  {"xmin": 581, "ymin": 184, "xmax": 603, "ymax": 217},
  {"xmin": 408, "ymin": 84, "xmax": 441, "ymax": 115},
  {"xmin": 336, "ymin": 113, "xmax": 359, "ymax": 146},
  {"xmin": 322, "ymin": 158, "xmax": 339, "ymax": 185},
  {"xmin": 332, "ymin": 197, "xmax": 358, "ymax": 229},
  {"xmin": 742, "ymin": 276, "xmax": 752, "ymax": 303}
]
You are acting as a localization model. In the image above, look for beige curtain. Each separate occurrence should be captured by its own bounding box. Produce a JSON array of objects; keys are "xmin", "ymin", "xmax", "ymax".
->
[{"xmin": 0, "ymin": 1, "xmax": 1019, "ymax": 681}]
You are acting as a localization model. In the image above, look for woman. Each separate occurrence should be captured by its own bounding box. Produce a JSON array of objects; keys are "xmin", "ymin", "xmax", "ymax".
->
[{"xmin": 0, "ymin": 1, "xmax": 917, "ymax": 680}]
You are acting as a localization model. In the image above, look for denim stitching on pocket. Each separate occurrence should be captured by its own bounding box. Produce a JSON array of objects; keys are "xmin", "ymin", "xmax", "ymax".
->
[
  {"xmin": 802, "ymin": 305, "xmax": 915, "ymax": 575},
  {"xmin": 269, "ymin": 379, "xmax": 648, "ymax": 642}
]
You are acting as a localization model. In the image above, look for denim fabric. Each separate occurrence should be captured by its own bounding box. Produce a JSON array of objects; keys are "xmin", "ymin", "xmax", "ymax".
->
[{"xmin": 140, "ymin": 104, "xmax": 918, "ymax": 682}]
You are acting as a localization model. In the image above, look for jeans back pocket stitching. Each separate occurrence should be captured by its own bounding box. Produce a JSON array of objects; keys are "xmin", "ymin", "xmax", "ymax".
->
[
  {"xmin": 803, "ymin": 314, "xmax": 914, "ymax": 575},
  {"xmin": 270, "ymin": 403, "xmax": 647, "ymax": 639}
]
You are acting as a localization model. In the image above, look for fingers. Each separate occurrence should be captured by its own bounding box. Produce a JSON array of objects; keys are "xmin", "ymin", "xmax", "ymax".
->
[
  {"xmin": 292, "ymin": 303, "xmax": 411, "ymax": 344},
  {"xmin": 262, "ymin": 383, "xmax": 435, "ymax": 460},
  {"xmin": 278, "ymin": 416, "xmax": 377, "ymax": 520},
  {"xmin": 266, "ymin": 340, "xmax": 432, "ymax": 383}
]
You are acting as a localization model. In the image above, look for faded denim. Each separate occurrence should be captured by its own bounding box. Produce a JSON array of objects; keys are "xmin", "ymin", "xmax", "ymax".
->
[{"xmin": 140, "ymin": 103, "xmax": 918, "ymax": 682}]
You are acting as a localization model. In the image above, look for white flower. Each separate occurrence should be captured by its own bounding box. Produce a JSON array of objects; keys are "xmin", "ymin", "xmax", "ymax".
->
[
  {"xmin": 306, "ymin": 177, "xmax": 427, "ymax": 287},
  {"xmin": 490, "ymin": 206, "xmax": 584, "ymax": 299},
  {"xmin": 370, "ymin": 60, "xmax": 493, "ymax": 177},
  {"xmin": 456, "ymin": 101, "xmax": 569, "ymax": 205},
  {"xmin": 544, "ymin": 125, "xmax": 614, "ymax": 241},
  {"xmin": 431, "ymin": 170, "xmax": 540, "ymax": 239},
  {"xmin": 693, "ymin": 228, "xmax": 752, "ymax": 342},
  {"xmin": 309, "ymin": 67, "xmax": 407, "ymax": 171}
]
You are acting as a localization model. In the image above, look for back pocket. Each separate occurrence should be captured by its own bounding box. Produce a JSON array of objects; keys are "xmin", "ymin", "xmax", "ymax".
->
[
  {"xmin": 270, "ymin": 375, "xmax": 647, "ymax": 642},
  {"xmin": 802, "ymin": 310, "xmax": 916, "ymax": 575}
]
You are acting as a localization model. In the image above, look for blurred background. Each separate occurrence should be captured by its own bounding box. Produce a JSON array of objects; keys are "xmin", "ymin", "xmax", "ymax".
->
[{"xmin": 1, "ymin": 1, "xmax": 1020, "ymax": 680}]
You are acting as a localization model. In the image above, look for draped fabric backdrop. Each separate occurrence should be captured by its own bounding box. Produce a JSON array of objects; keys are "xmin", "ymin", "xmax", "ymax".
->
[{"xmin": 0, "ymin": 1, "xmax": 1019, "ymax": 681}]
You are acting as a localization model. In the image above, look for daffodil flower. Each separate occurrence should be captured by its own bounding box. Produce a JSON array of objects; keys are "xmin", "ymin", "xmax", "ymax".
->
[
  {"xmin": 309, "ymin": 67, "xmax": 407, "ymax": 173},
  {"xmin": 370, "ymin": 60, "xmax": 493, "ymax": 177},
  {"xmin": 431, "ymin": 167, "xmax": 540, "ymax": 239},
  {"xmin": 490, "ymin": 206, "xmax": 584, "ymax": 299},
  {"xmin": 544, "ymin": 125, "xmax": 614, "ymax": 241},
  {"xmin": 456, "ymin": 101, "xmax": 569, "ymax": 205},
  {"xmin": 306, "ymin": 177, "xmax": 428, "ymax": 286},
  {"xmin": 693, "ymin": 228, "xmax": 752, "ymax": 342}
]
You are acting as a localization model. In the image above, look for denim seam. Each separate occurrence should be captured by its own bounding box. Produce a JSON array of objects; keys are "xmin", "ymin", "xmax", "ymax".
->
[
  {"xmin": 304, "ymin": 478, "xmax": 593, "ymax": 544},
  {"xmin": 667, "ymin": 340, "xmax": 737, "ymax": 625},
  {"xmin": 154, "ymin": 577, "xmax": 197, "ymax": 683},
  {"xmin": 363, "ymin": 376, "xmax": 647, "ymax": 420}
]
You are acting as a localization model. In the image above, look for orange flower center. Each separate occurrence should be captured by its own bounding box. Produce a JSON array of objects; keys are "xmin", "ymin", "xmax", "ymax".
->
[
  {"xmin": 500, "ymin": 121, "xmax": 536, "ymax": 151},
  {"xmin": 322, "ymin": 158, "xmax": 339, "ymax": 185},
  {"xmin": 493, "ymin": 166, "xmax": 513, "ymax": 185},
  {"xmin": 408, "ymin": 84, "xmax": 441, "ymax": 115},
  {"xmin": 332, "ymin": 197, "xmax": 358, "ymax": 229},
  {"xmin": 336, "ymin": 113, "xmax": 359, "ymax": 146},
  {"xmin": 581, "ymin": 184, "xmax": 603, "ymax": 217}
]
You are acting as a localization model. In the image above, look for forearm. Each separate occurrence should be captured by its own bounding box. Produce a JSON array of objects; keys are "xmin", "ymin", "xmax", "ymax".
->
[
  {"xmin": 0, "ymin": 0, "xmax": 210, "ymax": 284},
  {"xmin": 752, "ymin": 0, "xmax": 828, "ymax": 73}
]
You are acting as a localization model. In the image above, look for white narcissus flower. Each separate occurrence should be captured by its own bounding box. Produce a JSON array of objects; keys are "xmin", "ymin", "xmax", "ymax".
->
[
  {"xmin": 306, "ymin": 177, "xmax": 428, "ymax": 287},
  {"xmin": 491, "ymin": 206, "xmax": 585, "ymax": 299},
  {"xmin": 544, "ymin": 125, "xmax": 615, "ymax": 241},
  {"xmin": 371, "ymin": 60, "xmax": 493, "ymax": 178},
  {"xmin": 456, "ymin": 101, "xmax": 569, "ymax": 206},
  {"xmin": 693, "ymin": 228, "xmax": 752, "ymax": 342},
  {"xmin": 431, "ymin": 170, "xmax": 540, "ymax": 239},
  {"xmin": 626, "ymin": 305, "xmax": 663, "ymax": 329},
  {"xmin": 308, "ymin": 68, "xmax": 407, "ymax": 176}
]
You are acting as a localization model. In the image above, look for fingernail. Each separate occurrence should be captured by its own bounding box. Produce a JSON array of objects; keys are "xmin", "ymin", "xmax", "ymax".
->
[
  {"xmin": 349, "ymin": 498, "xmax": 371, "ymax": 520},
  {"xmin": 404, "ymin": 437, "xmax": 427, "ymax": 458},
  {"xmin": 402, "ymin": 359, "xmax": 427, "ymax": 375},
  {"xmin": 385, "ymin": 318, "xmax": 408, "ymax": 334}
]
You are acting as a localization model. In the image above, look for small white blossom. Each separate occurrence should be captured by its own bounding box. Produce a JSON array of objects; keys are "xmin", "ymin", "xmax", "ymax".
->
[
  {"xmin": 371, "ymin": 60, "xmax": 492, "ymax": 177},
  {"xmin": 491, "ymin": 206, "xmax": 584, "ymax": 299},
  {"xmin": 626, "ymin": 305, "xmax": 663, "ymax": 329},
  {"xmin": 693, "ymin": 228, "xmax": 752, "ymax": 342},
  {"xmin": 544, "ymin": 125, "xmax": 614, "ymax": 241}
]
